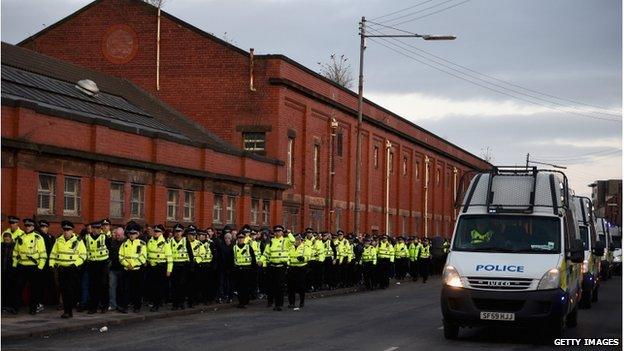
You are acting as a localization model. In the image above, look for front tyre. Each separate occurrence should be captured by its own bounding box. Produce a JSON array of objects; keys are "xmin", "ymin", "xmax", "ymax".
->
[
  {"xmin": 566, "ymin": 306, "xmax": 578, "ymax": 328},
  {"xmin": 443, "ymin": 320, "xmax": 459, "ymax": 340},
  {"xmin": 591, "ymin": 284, "xmax": 599, "ymax": 302}
]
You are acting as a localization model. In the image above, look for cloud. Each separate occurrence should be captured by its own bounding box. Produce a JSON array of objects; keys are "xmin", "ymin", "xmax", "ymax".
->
[{"xmin": 367, "ymin": 91, "xmax": 622, "ymax": 121}]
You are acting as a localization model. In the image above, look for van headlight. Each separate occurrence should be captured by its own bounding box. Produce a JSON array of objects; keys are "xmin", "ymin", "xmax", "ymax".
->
[
  {"xmin": 614, "ymin": 256, "xmax": 621, "ymax": 263},
  {"xmin": 443, "ymin": 265, "xmax": 463, "ymax": 288},
  {"xmin": 582, "ymin": 260, "xmax": 589, "ymax": 274},
  {"xmin": 537, "ymin": 268, "xmax": 560, "ymax": 290}
]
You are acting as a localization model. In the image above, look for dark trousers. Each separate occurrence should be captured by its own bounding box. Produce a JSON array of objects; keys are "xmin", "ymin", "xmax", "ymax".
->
[
  {"xmin": 87, "ymin": 260, "xmax": 109, "ymax": 311},
  {"xmin": 234, "ymin": 266, "xmax": 253, "ymax": 306},
  {"xmin": 287, "ymin": 266, "xmax": 306, "ymax": 307},
  {"xmin": 200, "ymin": 264, "xmax": 216, "ymax": 303},
  {"xmin": 409, "ymin": 260, "xmax": 419, "ymax": 281},
  {"xmin": 352, "ymin": 261, "xmax": 362, "ymax": 286},
  {"xmin": 433, "ymin": 256, "xmax": 445, "ymax": 275},
  {"xmin": 13, "ymin": 265, "xmax": 41, "ymax": 313},
  {"xmin": 377, "ymin": 259, "xmax": 391, "ymax": 289},
  {"xmin": 120, "ymin": 269, "xmax": 143, "ymax": 309},
  {"xmin": 362, "ymin": 262, "xmax": 375, "ymax": 290},
  {"xmin": 171, "ymin": 263, "xmax": 188, "ymax": 307},
  {"xmin": 2, "ymin": 268, "xmax": 14, "ymax": 308},
  {"xmin": 41, "ymin": 266, "xmax": 59, "ymax": 306},
  {"xmin": 323, "ymin": 258, "xmax": 334, "ymax": 288},
  {"xmin": 147, "ymin": 264, "xmax": 168, "ymax": 308},
  {"xmin": 58, "ymin": 265, "xmax": 78, "ymax": 315},
  {"xmin": 307, "ymin": 261, "xmax": 318, "ymax": 290},
  {"xmin": 267, "ymin": 265, "xmax": 287, "ymax": 307},
  {"xmin": 396, "ymin": 258, "xmax": 408, "ymax": 280},
  {"xmin": 187, "ymin": 265, "xmax": 203, "ymax": 307},
  {"xmin": 420, "ymin": 258, "xmax": 431, "ymax": 283}
]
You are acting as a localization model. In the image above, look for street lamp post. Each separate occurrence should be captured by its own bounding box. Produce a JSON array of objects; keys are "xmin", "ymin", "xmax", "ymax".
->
[{"xmin": 353, "ymin": 16, "xmax": 455, "ymax": 235}]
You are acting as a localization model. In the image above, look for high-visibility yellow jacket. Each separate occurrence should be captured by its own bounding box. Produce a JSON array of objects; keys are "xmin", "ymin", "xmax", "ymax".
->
[
  {"xmin": 263, "ymin": 233, "xmax": 295, "ymax": 265},
  {"xmin": 377, "ymin": 241, "xmax": 395, "ymax": 262},
  {"xmin": 13, "ymin": 231, "xmax": 47, "ymax": 269},
  {"xmin": 147, "ymin": 235, "xmax": 173, "ymax": 273},
  {"xmin": 361, "ymin": 246, "xmax": 377, "ymax": 265},
  {"xmin": 419, "ymin": 244, "xmax": 431, "ymax": 259},
  {"xmin": 170, "ymin": 237, "xmax": 190, "ymax": 263},
  {"xmin": 119, "ymin": 239, "xmax": 147, "ymax": 270},
  {"xmin": 314, "ymin": 239, "xmax": 325, "ymax": 262},
  {"xmin": 234, "ymin": 243, "xmax": 254, "ymax": 267},
  {"xmin": 49, "ymin": 233, "xmax": 86, "ymax": 268},
  {"xmin": 408, "ymin": 243, "xmax": 417, "ymax": 261},
  {"xmin": 288, "ymin": 243, "xmax": 311, "ymax": 267},
  {"xmin": 3, "ymin": 227, "xmax": 24, "ymax": 240},
  {"xmin": 394, "ymin": 242, "xmax": 409, "ymax": 259},
  {"xmin": 189, "ymin": 239, "xmax": 206, "ymax": 264},
  {"xmin": 85, "ymin": 233, "xmax": 109, "ymax": 262},
  {"xmin": 202, "ymin": 240, "xmax": 214, "ymax": 264},
  {"xmin": 324, "ymin": 240, "xmax": 334, "ymax": 261}
]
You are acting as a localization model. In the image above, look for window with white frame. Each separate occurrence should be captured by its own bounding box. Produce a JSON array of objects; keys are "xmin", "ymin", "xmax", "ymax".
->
[
  {"xmin": 130, "ymin": 184, "xmax": 145, "ymax": 219},
  {"xmin": 262, "ymin": 200, "xmax": 270, "ymax": 225},
  {"xmin": 251, "ymin": 198, "xmax": 260, "ymax": 225},
  {"xmin": 110, "ymin": 182, "xmax": 124, "ymax": 218},
  {"xmin": 402, "ymin": 156, "xmax": 408, "ymax": 176},
  {"xmin": 226, "ymin": 196, "xmax": 236, "ymax": 224},
  {"xmin": 335, "ymin": 208, "xmax": 342, "ymax": 232},
  {"xmin": 373, "ymin": 146, "xmax": 379, "ymax": 169},
  {"xmin": 183, "ymin": 191, "xmax": 195, "ymax": 221},
  {"xmin": 213, "ymin": 194, "xmax": 223, "ymax": 224},
  {"xmin": 37, "ymin": 174, "xmax": 56, "ymax": 215},
  {"xmin": 167, "ymin": 189, "xmax": 179, "ymax": 221},
  {"xmin": 313, "ymin": 144, "xmax": 320, "ymax": 190},
  {"xmin": 63, "ymin": 176, "xmax": 81, "ymax": 216},
  {"xmin": 243, "ymin": 132, "xmax": 266, "ymax": 154}
]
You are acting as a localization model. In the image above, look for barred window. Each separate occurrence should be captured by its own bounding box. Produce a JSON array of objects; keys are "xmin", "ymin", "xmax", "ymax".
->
[
  {"xmin": 313, "ymin": 144, "xmax": 321, "ymax": 190},
  {"xmin": 213, "ymin": 195, "xmax": 223, "ymax": 224},
  {"xmin": 402, "ymin": 156, "xmax": 408, "ymax": 176},
  {"xmin": 63, "ymin": 177, "xmax": 81, "ymax": 216},
  {"xmin": 167, "ymin": 189, "xmax": 179, "ymax": 221},
  {"xmin": 251, "ymin": 198, "xmax": 260, "ymax": 225},
  {"xmin": 37, "ymin": 174, "xmax": 56, "ymax": 215},
  {"xmin": 243, "ymin": 132, "xmax": 266, "ymax": 154},
  {"xmin": 110, "ymin": 182, "xmax": 124, "ymax": 218},
  {"xmin": 130, "ymin": 185, "xmax": 145, "ymax": 219},
  {"xmin": 373, "ymin": 146, "xmax": 379, "ymax": 169},
  {"xmin": 287, "ymin": 138, "xmax": 294, "ymax": 185},
  {"xmin": 183, "ymin": 191, "xmax": 195, "ymax": 221}
]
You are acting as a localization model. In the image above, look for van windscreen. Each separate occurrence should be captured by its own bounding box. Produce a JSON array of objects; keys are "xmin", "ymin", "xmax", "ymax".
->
[{"xmin": 453, "ymin": 215, "xmax": 560, "ymax": 254}]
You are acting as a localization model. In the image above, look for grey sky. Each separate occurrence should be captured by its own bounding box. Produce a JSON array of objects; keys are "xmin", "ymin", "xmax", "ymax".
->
[{"xmin": 2, "ymin": 0, "xmax": 622, "ymax": 196}]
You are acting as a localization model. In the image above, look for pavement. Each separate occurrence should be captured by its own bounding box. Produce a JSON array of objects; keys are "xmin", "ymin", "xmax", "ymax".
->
[{"xmin": 2, "ymin": 276, "xmax": 621, "ymax": 350}]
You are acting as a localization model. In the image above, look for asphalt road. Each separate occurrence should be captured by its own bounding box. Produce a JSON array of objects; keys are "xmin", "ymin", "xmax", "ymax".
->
[{"xmin": 4, "ymin": 276, "xmax": 621, "ymax": 351}]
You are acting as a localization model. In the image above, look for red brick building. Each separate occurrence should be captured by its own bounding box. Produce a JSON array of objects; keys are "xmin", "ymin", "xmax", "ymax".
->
[
  {"xmin": 1, "ymin": 43, "xmax": 285, "ymax": 234},
  {"xmin": 13, "ymin": 0, "xmax": 490, "ymax": 236}
]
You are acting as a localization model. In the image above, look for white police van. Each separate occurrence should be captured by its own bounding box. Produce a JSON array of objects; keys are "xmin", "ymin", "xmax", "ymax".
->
[
  {"xmin": 573, "ymin": 196, "xmax": 604, "ymax": 308},
  {"xmin": 595, "ymin": 217, "xmax": 614, "ymax": 280},
  {"xmin": 441, "ymin": 167, "xmax": 584, "ymax": 340}
]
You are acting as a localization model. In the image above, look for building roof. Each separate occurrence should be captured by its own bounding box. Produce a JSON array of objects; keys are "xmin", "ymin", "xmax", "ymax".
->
[{"xmin": 1, "ymin": 42, "xmax": 282, "ymax": 165}]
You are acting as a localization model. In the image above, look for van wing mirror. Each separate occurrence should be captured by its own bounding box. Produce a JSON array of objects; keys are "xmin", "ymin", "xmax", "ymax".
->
[
  {"xmin": 609, "ymin": 243, "xmax": 615, "ymax": 252},
  {"xmin": 594, "ymin": 241, "xmax": 605, "ymax": 257},
  {"xmin": 569, "ymin": 239, "xmax": 584, "ymax": 263}
]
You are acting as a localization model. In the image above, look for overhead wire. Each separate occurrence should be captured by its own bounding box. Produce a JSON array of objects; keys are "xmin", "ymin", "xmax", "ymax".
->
[
  {"xmin": 365, "ymin": 27, "xmax": 621, "ymax": 122},
  {"xmin": 375, "ymin": 0, "xmax": 459, "ymax": 24},
  {"xmin": 370, "ymin": 0, "xmax": 438, "ymax": 21},
  {"xmin": 386, "ymin": 0, "xmax": 473, "ymax": 26},
  {"xmin": 533, "ymin": 148, "xmax": 622, "ymax": 161}
]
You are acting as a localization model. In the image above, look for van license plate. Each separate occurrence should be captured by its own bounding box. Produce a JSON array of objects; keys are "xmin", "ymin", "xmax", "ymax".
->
[{"xmin": 480, "ymin": 312, "xmax": 515, "ymax": 321}]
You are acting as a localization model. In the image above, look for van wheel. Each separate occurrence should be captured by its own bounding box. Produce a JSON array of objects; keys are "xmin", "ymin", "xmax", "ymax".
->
[
  {"xmin": 566, "ymin": 306, "xmax": 578, "ymax": 328},
  {"xmin": 580, "ymin": 290, "xmax": 592, "ymax": 309},
  {"xmin": 592, "ymin": 285, "xmax": 599, "ymax": 302},
  {"xmin": 542, "ymin": 319, "xmax": 564, "ymax": 344},
  {"xmin": 443, "ymin": 320, "xmax": 459, "ymax": 340}
]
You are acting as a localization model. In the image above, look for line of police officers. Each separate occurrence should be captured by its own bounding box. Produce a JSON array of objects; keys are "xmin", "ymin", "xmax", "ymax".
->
[{"xmin": 4, "ymin": 215, "xmax": 446, "ymax": 318}]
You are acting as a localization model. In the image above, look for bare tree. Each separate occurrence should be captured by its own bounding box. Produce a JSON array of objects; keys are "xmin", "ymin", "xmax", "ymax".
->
[
  {"xmin": 143, "ymin": 0, "xmax": 166, "ymax": 7},
  {"xmin": 318, "ymin": 54, "xmax": 354, "ymax": 89},
  {"xmin": 480, "ymin": 146, "xmax": 494, "ymax": 163}
]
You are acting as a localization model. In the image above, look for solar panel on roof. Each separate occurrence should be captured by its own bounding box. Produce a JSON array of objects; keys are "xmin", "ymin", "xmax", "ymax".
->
[{"xmin": 1, "ymin": 65, "xmax": 189, "ymax": 141}]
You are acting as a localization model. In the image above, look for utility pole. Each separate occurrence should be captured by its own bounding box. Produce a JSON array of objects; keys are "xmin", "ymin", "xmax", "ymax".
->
[
  {"xmin": 353, "ymin": 17, "xmax": 455, "ymax": 235},
  {"xmin": 526, "ymin": 153, "xmax": 530, "ymax": 169}
]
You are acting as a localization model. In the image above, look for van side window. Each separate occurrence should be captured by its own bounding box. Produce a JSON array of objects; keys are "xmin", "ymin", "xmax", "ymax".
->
[{"xmin": 563, "ymin": 209, "xmax": 576, "ymax": 251}]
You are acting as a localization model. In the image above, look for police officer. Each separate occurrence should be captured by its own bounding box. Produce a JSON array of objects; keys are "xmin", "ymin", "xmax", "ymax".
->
[
  {"xmin": 49, "ymin": 221, "xmax": 86, "ymax": 318},
  {"xmin": 334, "ymin": 230, "xmax": 349, "ymax": 288},
  {"xmin": 322, "ymin": 232, "xmax": 335, "ymax": 289},
  {"xmin": 12, "ymin": 218, "xmax": 47, "ymax": 314},
  {"xmin": 376, "ymin": 235, "xmax": 394, "ymax": 289},
  {"xmin": 360, "ymin": 238, "xmax": 377, "ymax": 290},
  {"xmin": 408, "ymin": 237, "xmax": 419, "ymax": 281},
  {"xmin": 394, "ymin": 237, "xmax": 409, "ymax": 281},
  {"xmin": 118, "ymin": 222, "xmax": 147, "ymax": 313},
  {"xmin": 198, "ymin": 229, "xmax": 215, "ymax": 304},
  {"xmin": 170, "ymin": 224, "xmax": 189, "ymax": 310},
  {"xmin": 146, "ymin": 224, "xmax": 172, "ymax": 312},
  {"xmin": 101, "ymin": 218, "xmax": 112, "ymax": 238},
  {"xmin": 186, "ymin": 225, "xmax": 205, "ymax": 308},
  {"xmin": 419, "ymin": 238, "xmax": 432, "ymax": 283},
  {"xmin": 3, "ymin": 216, "xmax": 24, "ymax": 240},
  {"xmin": 233, "ymin": 232, "xmax": 256, "ymax": 308},
  {"xmin": 287, "ymin": 235, "xmax": 310, "ymax": 309},
  {"xmin": 263, "ymin": 225, "xmax": 294, "ymax": 311},
  {"xmin": 85, "ymin": 220, "xmax": 111, "ymax": 314},
  {"xmin": 38, "ymin": 220, "xmax": 58, "ymax": 308}
]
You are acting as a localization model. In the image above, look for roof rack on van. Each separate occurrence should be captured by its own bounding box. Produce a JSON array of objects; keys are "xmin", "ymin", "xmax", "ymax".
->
[{"xmin": 456, "ymin": 166, "xmax": 570, "ymax": 215}]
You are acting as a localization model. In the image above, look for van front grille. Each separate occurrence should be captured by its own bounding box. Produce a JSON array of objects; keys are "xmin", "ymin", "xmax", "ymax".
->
[{"xmin": 467, "ymin": 276, "xmax": 532, "ymax": 291}]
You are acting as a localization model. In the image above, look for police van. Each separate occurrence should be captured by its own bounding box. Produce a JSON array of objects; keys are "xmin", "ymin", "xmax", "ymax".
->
[
  {"xmin": 441, "ymin": 167, "xmax": 584, "ymax": 340},
  {"xmin": 611, "ymin": 226, "xmax": 621, "ymax": 274},
  {"xmin": 595, "ymin": 217, "xmax": 614, "ymax": 280},
  {"xmin": 572, "ymin": 195, "xmax": 604, "ymax": 308}
]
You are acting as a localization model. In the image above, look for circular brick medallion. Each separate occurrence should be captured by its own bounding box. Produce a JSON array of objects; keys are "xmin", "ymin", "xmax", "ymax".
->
[{"xmin": 102, "ymin": 24, "xmax": 138, "ymax": 64}]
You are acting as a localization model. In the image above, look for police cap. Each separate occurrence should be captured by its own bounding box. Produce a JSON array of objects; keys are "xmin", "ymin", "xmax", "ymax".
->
[
  {"xmin": 273, "ymin": 225, "xmax": 284, "ymax": 232},
  {"xmin": 61, "ymin": 220, "xmax": 74, "ymax": 230},
  {"xmin": 154, "ymin": 224, "xmax": 165, "ymax": 233},
  {"xmin": 173, "ymin": 223, "xmax": 184, "ymax": 232},
  {"xmin": 8, "ymin": 216, "xmax": 19, "ymax": 224},
  {"xmin": 38, "ymin": 220, "xmax": 50, "ymax": 228},
  {"xmin": 101, "ymin": 218, "xmax": 111, "ymax": 226},
  {"xmin": 23, "ymin": 218, "xmax": 35, "ymax": 226}
]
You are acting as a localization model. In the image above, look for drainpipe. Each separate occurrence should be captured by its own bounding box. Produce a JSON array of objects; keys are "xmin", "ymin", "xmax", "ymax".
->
[
  {"xmin": 156, "ymin": 0, "xmax": 162, "ymax": 91},
  {"xmin": 453, "ymin": 167, "xmax": 458, "ymax": 221},
  {"xmin": 385, "ymin": 140, "xmax": 392, "ymax": 235},
  {"xmin": 424, "ymin": 156, "xmax": 430, "ymax": 238},
  {"xmin": 329, "ymin": 118, "xmax": 338, "ymax": 231},
  {"xmin": 249, "ymin": 48, "xmax": 257, "ymax": 92}
]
